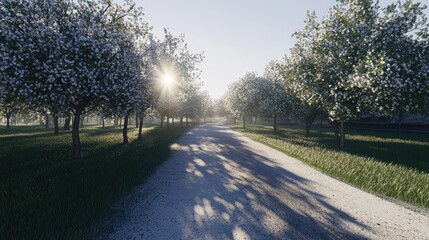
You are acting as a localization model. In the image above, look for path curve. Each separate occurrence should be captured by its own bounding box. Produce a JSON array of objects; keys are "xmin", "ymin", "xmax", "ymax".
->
[{"xmin": 107, "ymin": 123, "xmax": 429, "ymax": 240}]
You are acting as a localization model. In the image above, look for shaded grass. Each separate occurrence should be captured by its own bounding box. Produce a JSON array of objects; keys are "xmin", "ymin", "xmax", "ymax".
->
[
  {"xmin": 0, "ymin": 125, "xmax": 190, "ymax": 239},
  {"xmin": 230, "ymin": 124, "xmax": 429, "ymax": 209}
]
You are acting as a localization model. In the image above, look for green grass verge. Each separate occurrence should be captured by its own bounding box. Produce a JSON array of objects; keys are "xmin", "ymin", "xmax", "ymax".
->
[
  {"xmin": 0, "ymin": 125, "xmax": 190, "ymax": 239},
  {"xmin": 230, "ymin": 124, "xmax": 429, "ymax": 209}
]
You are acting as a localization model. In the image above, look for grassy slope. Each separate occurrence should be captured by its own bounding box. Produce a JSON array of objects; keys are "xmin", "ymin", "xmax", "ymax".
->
[
  {"xmin": 0, "ymin": 125, "xmax": 190, "ymax": 239},
  {"xmin": 230, "ymin": 124, "xmax": 429, "ymax": 209}
]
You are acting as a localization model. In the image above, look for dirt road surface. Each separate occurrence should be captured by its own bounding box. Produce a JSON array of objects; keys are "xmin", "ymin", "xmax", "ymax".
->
[{"xmin": 106, "ymin": 123, "xmax": 429, "ymax": 240}]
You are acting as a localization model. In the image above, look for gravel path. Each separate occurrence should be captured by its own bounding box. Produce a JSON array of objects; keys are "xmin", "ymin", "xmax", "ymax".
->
[{"xmin": 106, "ymin": 123, "xmax": 429, "ymax": 240}]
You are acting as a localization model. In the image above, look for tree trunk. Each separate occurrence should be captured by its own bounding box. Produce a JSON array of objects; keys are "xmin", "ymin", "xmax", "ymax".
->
[
  {"xmin": 243, "ymin": 115, "xmax": 246, "ymax": 129},
  {"xmin": 340, "ymin": 121, "xmax": 345, "ymax": 149},
  {"xmin": 123, "ymin": 114, "xmax": 129, "ymax": 144},
  {"xmin": 6, "ymin": 113, "xmax": 11, "ymax": 129},
  {"xmin": 167, "ymin": 117, "xmax": 170, "ymax": 130},
  {"xmin": 102, "ymin": 117, "xmax": 105, "ymax": 128},
  {"xmin": 80, "ymin": 115, "xmax": 84, "ymax": 128},
  {"xmin": 304, "ymin": 112, "xmax": 317, "ymax": 137},
  {"xmin": 397, "ymin": 116, "xmax": 404, "ymax": 133},
  {"xmin": 53, "ymin": 114, "xmax": 59, "ymax": 135},
  {"xmin": 138, "ymin": 116, "xmax": 144, "ymax": 141},
  {"xmin": 160, "ymin": 116, "xmax": 164, "ymax": 127},
  {"xmin": 119, "ymin": 118, "xmax": 122, "ymax": 128},
  {"xmin": 45, "ymin": 114, "xmax": 49, "ymax": 129},
  {"xmin": 113, "ymin": 118, "xmax": 118, "ymax": 126},
  {"xmin": 186, "ymin": 117, "xmax": 188, "ymax": 127},
  {"xmin": 273, "ymin": 115, "xmax": 277, "ymax": 134},
  {"xmin": 180, "ymin": 116, "xmax": 183, "ymax": 126},
  {"xmin": 64, "ymin": 114, "xmax": 71, "ymax": 130},
  {"xmin": 172, "ymin": 117, "xmax": 175, "ymax": 126},
  {"xmin": 72, "ymin": 113, "xmax": 82, "ymax": 161},
  {"xmin": 334, "ymin": 121, "xmax": 340, "ymax": 143},
  {"xmin": 305, "ymin": 121, "xmax": 310, "ymax": 137},
  {"xmin": 136, "ymin": 113, "xmax": 139, "ymax": 128}
]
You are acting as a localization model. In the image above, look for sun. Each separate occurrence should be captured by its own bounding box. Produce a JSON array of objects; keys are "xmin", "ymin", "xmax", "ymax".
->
[{"xmin": 163, "ymin": 73, "xmax": 174, "ymax": 87}]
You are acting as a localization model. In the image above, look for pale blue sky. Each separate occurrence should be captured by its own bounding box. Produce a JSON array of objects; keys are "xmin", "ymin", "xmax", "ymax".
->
[{"xmin": 132, "ymin": 0, "xmax": 424, "ymax": 98}]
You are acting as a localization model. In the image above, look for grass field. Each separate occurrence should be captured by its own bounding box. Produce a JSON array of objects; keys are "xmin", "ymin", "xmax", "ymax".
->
[
  {"xmin": 0, "ymin": 124, "xmax": 190, "ymax": 239},
  {"xmin": 230, "ymin": 124, "xmax": 429, "ymax": 209}
]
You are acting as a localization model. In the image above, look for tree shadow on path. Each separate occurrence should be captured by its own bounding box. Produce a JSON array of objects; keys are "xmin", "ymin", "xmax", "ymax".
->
[{"xmin": 122, "ymin": 124, "xmax": 372, "ymax": 240}]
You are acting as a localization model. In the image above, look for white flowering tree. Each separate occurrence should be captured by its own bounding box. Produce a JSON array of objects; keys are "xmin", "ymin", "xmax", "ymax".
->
[
  {"xmin": 351, "ymin": 1, "xmax": 429, "ymax": 130},
  {"xmin": 281, "ymin": 12, "xmax": 323, "ymax": 137},
  {"xmin": 0, "ymin": 0, "xmax": 150, "ymax": 159},
  {"xmin": 225, "ymin": 72, "xmax": 261, "ymax": 129},
  {"xmin": 150, "ymin": 30, "xmax": 203, "ymax": 129},
  {"xmin": 258, "ymin": 61, "xmax": 292, "ymax": 133},
  {"xmin": 0, "ymin": 0, "xmax": 71, "ymax": 134}
]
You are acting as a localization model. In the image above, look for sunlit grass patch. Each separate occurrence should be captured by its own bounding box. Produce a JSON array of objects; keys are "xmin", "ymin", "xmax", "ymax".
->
[
  {"xmin": 0, "ymin": 125, "xmax": 190, "ymax": 239},
  {"xmin": 230, "ymin": 124, "xmax": 429, "ymax": 209}
]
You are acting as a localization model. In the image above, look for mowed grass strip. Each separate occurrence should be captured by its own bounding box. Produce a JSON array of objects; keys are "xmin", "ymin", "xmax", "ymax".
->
[
  {"xmin": 230, "ymin": 124, "xmax": 429, "ymax": 209},
  {"xmin": 0, "ymin": 125, "xmax": 190, "ymax": 239}
]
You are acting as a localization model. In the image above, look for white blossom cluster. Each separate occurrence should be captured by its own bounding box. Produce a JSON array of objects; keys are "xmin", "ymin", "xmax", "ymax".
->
[
  {"xmin": 0, "ymin": 0, "xmax": 150, "ymax": 118},
  {"xmin": 284, "ymin": 0, "xmax": 428, "ymax": 122}
]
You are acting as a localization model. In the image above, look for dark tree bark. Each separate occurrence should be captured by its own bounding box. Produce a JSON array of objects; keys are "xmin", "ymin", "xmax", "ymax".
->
[
  {"xmin": 119, "ymin": 117, "xmax": 122, "ymax": 128},
  {"xmin": 167, "ymin": 117, "xmax": 170, "ymax": 130},
  {"xmin": 102, "ymin": 117, "xmax": 105, "ymax": 128},
  {"xmin": 397, "ymin": 111, "xmax": 407, "ymax": 133},
  {"xmin": 273, "ymin": 115, "xmax": 277, "ymax": 134},
  {"xmin": 113, "ymin": 118, "xmax": 118, "ymax": 126},
  {"xmin": 304, "ymin": 112, "xmax": 317, "ymax": 137},
  {"xmin": 186, "ymin": 117, "xmax": 188, "ymax": 127},
  {"xmin": 333, "ymin": 121, "xmax": 340, "ymax": 144},
  {"xmin": 243, "ymin": 115, "xmax": 246, "ymax": 129},
  {"xmin": 45, "ymin": 114, "xmax": 49, "ymax": 129},
  {"xmin": 339, "ymin": 121, "xmax": 345, "ymax": 149},
  {"xmin": 64, "ymin": 114, "xmax": 71, "ymax": 130},
  {"xmin": 123, "ymin": 114, "xmax": 129, "ymax": 144},
  {"xmin": 53, "ymin": 114, "xmax": 59, "ymax": 135},
  {"xmin": 72, "ymin": 113, "xmax": 82, "ymax": 161},
  {"xmin": 172, "ymin": 118, "xmax": 175, "ymax": 126},
  {"xmin": 135, "ymin": 113, "xmax": 139, "ymax": 128},
  {"xmin": 138, "ymin": 116, "xmax": 144, "ymax": 141},
  {"xmin": 6, "ymin": 113, "xmax": 11, "ymax": 129},
  {"xmin": 180, "ymin": 116, "xmax": 183, "ymax": 126}
]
